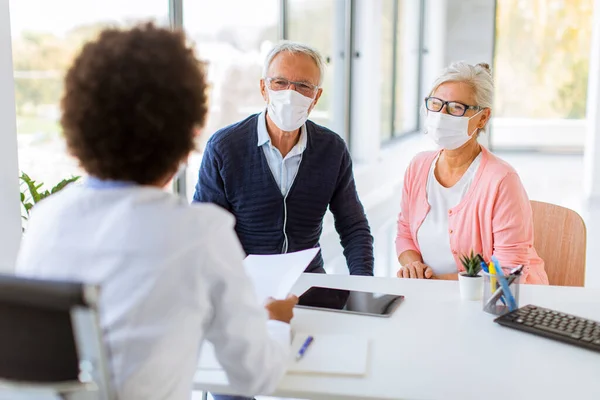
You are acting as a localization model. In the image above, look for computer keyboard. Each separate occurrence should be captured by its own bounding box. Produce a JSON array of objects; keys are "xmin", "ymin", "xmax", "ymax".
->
[{"xmin": 494, "ymin": 304, "xmax": 600, "ymax": 353}]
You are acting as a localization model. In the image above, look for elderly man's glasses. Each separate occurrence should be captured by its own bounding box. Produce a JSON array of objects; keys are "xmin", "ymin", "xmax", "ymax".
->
[
  {"xmin": 265, "ymin": 77, "xmax": 319, "ymax": 98},
  {"xmin": 425, "ymin": 96, "xmax": 482, "ymax": 117}
]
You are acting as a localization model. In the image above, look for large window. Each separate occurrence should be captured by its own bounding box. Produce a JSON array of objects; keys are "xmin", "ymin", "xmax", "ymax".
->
[
  {"xmin": 9, "ymin": 0, "xmax": 427, "ymax": 203},
  {"xmin": 182, "ymin": 0, "xmax": 279, "ymax": 200},
  {"xmin": 287, "ymin": 0, "xmax": 338, "ymax": 129},
  {"xmin": 494, "ymin": 0, "xmax": 593, "ymax": 119},
  {"xmin": 380, "ymin": 0, "xmax": 395, "ymax": 140},
  {"xmin": 380, "ymin": 0, "xmax": 422, "ymax": 141},
  {"xmin": 10, "ymin": 0, "xmax": 168, "ymax": 188},
  {"xmin": 183, "ymin": 0, "xmax": 278, "ymax": 140},
  {"xmin": 492, "ymin": 0, "xmax": 594, "ymax": 150}
]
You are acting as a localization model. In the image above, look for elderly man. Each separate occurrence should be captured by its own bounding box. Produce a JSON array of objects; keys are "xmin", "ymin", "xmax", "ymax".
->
[{"xmin": 194, "ymin": 41, "xmax": 373, "ymax": 283}]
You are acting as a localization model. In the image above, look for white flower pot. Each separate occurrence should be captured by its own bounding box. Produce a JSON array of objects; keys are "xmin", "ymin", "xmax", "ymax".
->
[{"xmin": 458, "ymin": 273, "xmax": 483, "ymax": 301}]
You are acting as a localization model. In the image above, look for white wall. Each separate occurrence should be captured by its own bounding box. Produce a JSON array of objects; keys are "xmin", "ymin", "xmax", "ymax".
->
[
  {"xmin": 443, "ymin": 0, "xmax": 496, "ymax": 66},
  {"xmin": 0, "ymin": 0, "xmax": 21, "ymax": 273},
  {"xmin": 422, "ymin": 0, "xmax": 496, "ymax": 147},
  {"xmin": 422, "ymin": 0, "xmax": 495, "ymax": 91}
]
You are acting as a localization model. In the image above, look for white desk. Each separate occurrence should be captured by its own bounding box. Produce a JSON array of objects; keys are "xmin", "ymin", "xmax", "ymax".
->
[{"xmin": 194, "ymin": 274, "xmax": 600, "ymax": 400}]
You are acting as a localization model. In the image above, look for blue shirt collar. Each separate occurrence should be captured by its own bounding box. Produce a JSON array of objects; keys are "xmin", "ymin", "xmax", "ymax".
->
[
  {"xmin": 86, "ymin": 176, "xmax": 136, "ymax": 189},
  {"xmin": 257, "ymin": 110, "xmax": 307, "ymax": 152}
]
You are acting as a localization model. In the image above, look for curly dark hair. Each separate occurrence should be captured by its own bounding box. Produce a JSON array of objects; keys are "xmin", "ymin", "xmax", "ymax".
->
[{"xmin": 61, "ymin": 23, "xmax": 208, "ymax": 184}]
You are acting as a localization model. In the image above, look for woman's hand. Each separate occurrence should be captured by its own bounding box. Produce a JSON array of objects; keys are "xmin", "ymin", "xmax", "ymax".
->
[{"xmin": 396, "ymin": 261, "xmax": 434, "ymax": 279}]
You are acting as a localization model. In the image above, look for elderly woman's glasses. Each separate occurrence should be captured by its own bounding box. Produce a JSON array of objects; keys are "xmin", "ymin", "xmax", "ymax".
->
[
  {"xmin": 265, "ymin": 77, "xmax": 319, "ymax": 98},
  {"xmin": 425, "ymin": 97, "xmax": 482, "ymax": 117}
]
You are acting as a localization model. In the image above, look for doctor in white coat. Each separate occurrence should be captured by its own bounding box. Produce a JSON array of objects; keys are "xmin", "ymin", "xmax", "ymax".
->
[{"xmin": 16, "ymin": 23, "xmax": 297, "ymax": 400}]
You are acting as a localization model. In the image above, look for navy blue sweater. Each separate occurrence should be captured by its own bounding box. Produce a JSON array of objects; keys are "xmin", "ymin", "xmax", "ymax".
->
[{"xmin": 193, "ymin": 114, "xmax": 373, "ymax": 275}]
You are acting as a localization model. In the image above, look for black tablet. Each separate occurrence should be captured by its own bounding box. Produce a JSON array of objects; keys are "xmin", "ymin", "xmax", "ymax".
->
[{"xmin": 295, "ymin": 286, "xmax": 404, "ymax": 317}]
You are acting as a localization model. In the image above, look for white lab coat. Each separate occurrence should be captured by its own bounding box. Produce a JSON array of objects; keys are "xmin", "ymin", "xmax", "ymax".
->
[{"xmin": 16, "ymin": 184, "xmax": 291, "ymax": 400}]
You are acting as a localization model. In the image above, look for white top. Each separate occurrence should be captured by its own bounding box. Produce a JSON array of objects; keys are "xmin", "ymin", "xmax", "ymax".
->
[
  {"xmin": 257, "ymin": 110, "xmax": 307, "ymax": 196},
  {"xmin": 417, "ymin": 153, "xmax": 482, "ymax": 275},
  {"xmin": 16, "ymin": 183, "xmax": 291, "ymax": 400},
  {"xmin": 195, "ymin": 273, "xmax": 600, "ymax": 400}
]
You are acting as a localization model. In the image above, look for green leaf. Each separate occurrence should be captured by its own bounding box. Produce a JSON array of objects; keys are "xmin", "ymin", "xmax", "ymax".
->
[
  {"xmin": 20, "ymin": 172, "xmax": 42, "ymax": 203},
  {"xmin": 39, "ymin": 190, "xmax": 51, "ymax": 201},
  {"xmin": 50, "ymin": 176, "xmax": 80, "ymax": 194},
  {"xmin": 19, "ymin": 172, "xmax": 81, "ymax": 221},
  {"xmin": 461, "ymin": 250, "xmax": 482, "ymax": 277},
  {"xmin": 22, "ymin": 201, "xmax": 33, "ymax": 218}
]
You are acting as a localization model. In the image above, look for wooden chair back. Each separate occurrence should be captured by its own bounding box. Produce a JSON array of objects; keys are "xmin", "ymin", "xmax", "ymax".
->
[{"xmin": 530, "ymin": 201, "xmax": 586, "ymax": 286}]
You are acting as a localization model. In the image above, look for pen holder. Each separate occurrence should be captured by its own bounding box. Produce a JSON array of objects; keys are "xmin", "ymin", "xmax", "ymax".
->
[{"xmin": 482, "ymin": 272, "xmax": 520, "ymax": 316}]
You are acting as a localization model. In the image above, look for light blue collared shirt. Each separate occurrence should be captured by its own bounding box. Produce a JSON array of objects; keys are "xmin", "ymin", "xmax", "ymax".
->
[
  {"xmin": 257, "ymin": 110, "xmax": 307, "ymax": 196},
  {"xmin": 86, "ymin": 176, "xmax": 136, "ymax": 189}
]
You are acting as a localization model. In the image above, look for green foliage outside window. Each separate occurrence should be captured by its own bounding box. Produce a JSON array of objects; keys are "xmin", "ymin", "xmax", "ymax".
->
[
  {"xmin": 494, "ymin": 0, "xmax": 593, "ymax": 119},
  {"xmin": 10, "ymin": 0, "xmax": 596, "ymax": 134},
  {"xmin": 20, "ymin": 172, "xmax": 80, "ymax": 221}
]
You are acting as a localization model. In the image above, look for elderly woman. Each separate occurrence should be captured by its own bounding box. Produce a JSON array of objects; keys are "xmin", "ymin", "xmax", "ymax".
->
[{"xmin": 395, "ymin": 61, "xmax": 548, "ymax": 284}]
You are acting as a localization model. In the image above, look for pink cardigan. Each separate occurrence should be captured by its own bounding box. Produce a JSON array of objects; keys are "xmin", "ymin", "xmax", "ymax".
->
[{"xmin": 395, "ymin": 146, "xmax": 549, "ymax": 284}]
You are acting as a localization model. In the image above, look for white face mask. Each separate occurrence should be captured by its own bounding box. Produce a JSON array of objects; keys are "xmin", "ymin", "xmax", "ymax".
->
[
  {"xmin": 267, "ymin": 89, "xmax": 314, "ymax": 132},
  {"xmin": 425, "ymin": 110, "xmax": 483, "ymax": 150}
]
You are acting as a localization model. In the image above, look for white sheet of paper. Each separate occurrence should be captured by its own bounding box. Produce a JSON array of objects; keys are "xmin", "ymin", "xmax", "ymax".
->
[
  {"xmin": 198, "ymin": 333, "xmax": 369, "ymax": 377},
  {"xmin": 243, "ymin": 248, "xmax": 319, "ymax": 303},
  {"xmin": 287, "ymin": 333, "xmax": 369, "ymax": 376}
]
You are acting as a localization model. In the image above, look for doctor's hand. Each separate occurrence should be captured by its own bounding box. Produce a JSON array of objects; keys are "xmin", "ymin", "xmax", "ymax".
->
[
  {"xmin": 265, "ymin": 294, "xmax": 298, "ymax": 324},
  {"xmin": 396, "ymin": 261, "xmax": 433, "ymax": 279}
]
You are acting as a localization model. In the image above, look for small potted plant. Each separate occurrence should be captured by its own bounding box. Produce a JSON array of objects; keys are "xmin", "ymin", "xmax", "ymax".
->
[{"xmin": 458, "ymin": 251, "xmax": 483, "ymax": 300}]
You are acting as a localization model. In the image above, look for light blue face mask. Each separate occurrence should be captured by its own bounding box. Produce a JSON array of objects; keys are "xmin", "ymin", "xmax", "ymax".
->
[{"xmin": 425, "ymin": 110, "xmax": 483, "ymax": 150}]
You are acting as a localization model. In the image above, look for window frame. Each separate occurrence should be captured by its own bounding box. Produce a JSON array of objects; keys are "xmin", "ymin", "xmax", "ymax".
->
[{"xmin": 384, "ymin": 0, "xmax": 426, "ymax": 143}]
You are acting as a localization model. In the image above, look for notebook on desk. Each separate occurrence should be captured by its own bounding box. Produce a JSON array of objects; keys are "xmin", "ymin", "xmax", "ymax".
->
[
  {"xmin": 198, "ymin": 333, "xmax": 369, "ymax": 377},
  {"xmin": 288, "ymin": 333, "xmax": 369, "ymax": 376}
]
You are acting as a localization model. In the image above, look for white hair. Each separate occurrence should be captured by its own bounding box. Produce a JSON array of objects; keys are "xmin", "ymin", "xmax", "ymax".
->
[
  {"xmin": 262, "ymin": 41, "xmax": 325, "ymax": 86},
  {"xmin": 428, "ymin": 61, "xmax": 494, "ymax": 132}
]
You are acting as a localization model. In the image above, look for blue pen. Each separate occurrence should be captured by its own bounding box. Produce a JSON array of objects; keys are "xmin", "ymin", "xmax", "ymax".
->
[
  {"xmin": 480, "ymin": 260, "xmax": 489, "ymax": 274},
  {"xmin": 491, "ymin": 256, "xmax": 502, "ymax": 274},
  {"xmin": 492, "ymin": 257, "xmax": 517, "ymax": 311},
  {"xmin": 296, "ymin": 336, "xmax": 314, "ymax": 361}
]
